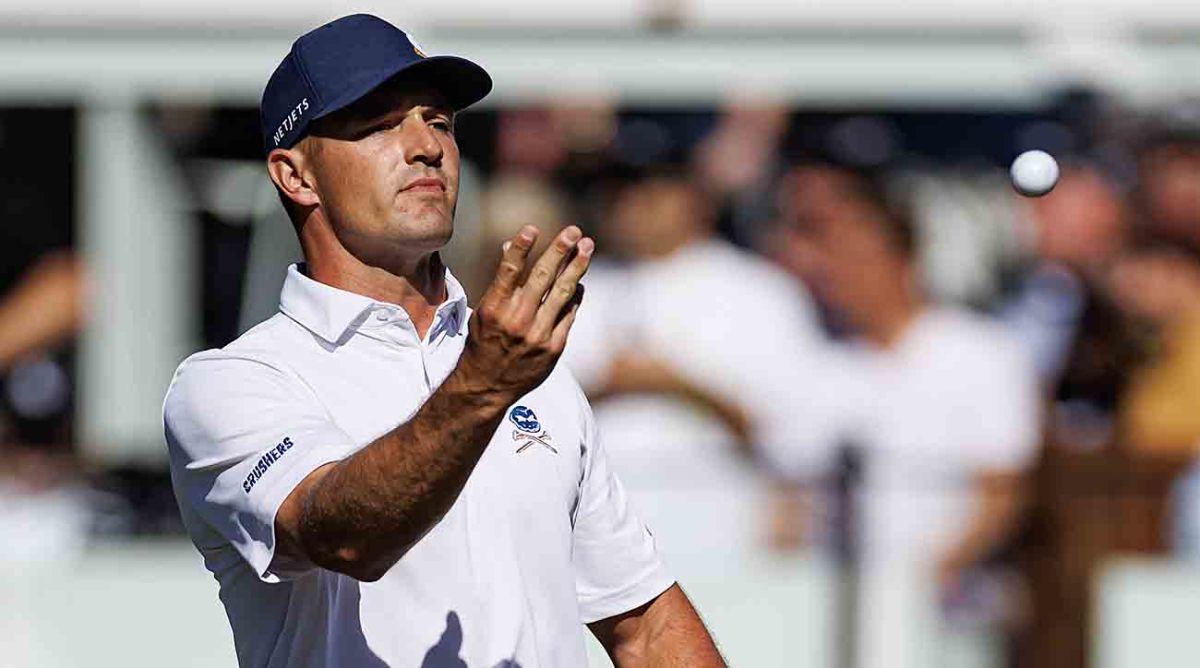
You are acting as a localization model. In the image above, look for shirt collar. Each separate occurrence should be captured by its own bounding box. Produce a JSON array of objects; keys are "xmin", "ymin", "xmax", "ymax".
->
[
  {"xmin": 279, "ymin": 263, "xmax": 469, "ymax": 345},
  {"xmin": 438, "ymin": 269, "xmax": 470, "ymax": 338}
]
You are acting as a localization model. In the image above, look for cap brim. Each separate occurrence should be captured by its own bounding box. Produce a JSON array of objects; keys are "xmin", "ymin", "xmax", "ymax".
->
[
  {"xmin": 313, "ymin": 55, "xmax": 492, "ymax": 127},
  {"xmin": 398, "ymin": 56, "xmax": 493, "ymax": 111}
]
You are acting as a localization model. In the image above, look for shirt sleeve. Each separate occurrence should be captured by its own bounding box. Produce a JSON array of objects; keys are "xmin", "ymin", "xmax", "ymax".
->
[
  {"xmin": 570, "ymin": 388, "xmax": 675, "ymax": 623},
  {"xmin": 163, "ymin": 350, "xmax": 357, "ymax": 583}
]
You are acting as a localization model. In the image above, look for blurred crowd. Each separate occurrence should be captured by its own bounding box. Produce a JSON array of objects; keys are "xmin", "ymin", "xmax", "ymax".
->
[
  {"xmin": 1, "ymin": 90, "xmax": 1200, "ymax": 664},
  {"xmin": 439, "ymin": 91, "xmax": 1200, "ymax": 664}
]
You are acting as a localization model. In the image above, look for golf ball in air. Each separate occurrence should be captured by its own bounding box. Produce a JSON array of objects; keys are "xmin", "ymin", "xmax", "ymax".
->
[{"xmin": 1010, "ymin": 150, "xmax": 1060, "ymax": 197}]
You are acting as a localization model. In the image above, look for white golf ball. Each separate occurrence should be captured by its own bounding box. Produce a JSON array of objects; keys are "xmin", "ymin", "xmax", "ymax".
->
[{"xmin": 1010, "ymin": 150, "xmax": 1060, "ymax": 197}]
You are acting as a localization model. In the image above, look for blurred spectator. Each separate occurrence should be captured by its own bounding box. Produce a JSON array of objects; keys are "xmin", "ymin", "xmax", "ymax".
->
[
  {"xmin": 494, "ymin": 108, "xmax": 568, "ymax": 178},
  {"xmin": 0, "ymin": 250, "xmax": 91, "ymax": 567},
  {"xmin": 562, "ymin": 169, "xmax": 826, "ymax": 564},
  {"xmin": 772, "ymin": 164, "xmax": 1041, "ymax": 667},
  {"xmin": 492, "ymin": 101, "xmax": 622, "ymax": 238},
  {"xmin": 0, "ymin": 107, "xmax": 96, "ymax": 567},
  {"xmin": 550, "ymin": 98, "xmax": 619, "ymax": 190},
  {"xmin": 691, "ymin": 96, "xmax": 790, "ymax": 248},
  {"xmin": 1109, "ymin": 246, "xmax": 1200, "ymax": 456},
  {"xmin": 468, "ymin": 173, "xmax": 570, "ymax": 298},
  {"xmin": 494, "ymin": 101, "xmax": 618, "ymax": 186},
  {"xmin": 1136, "ymin": 105, "xmax": 1200, "ymax": 255},
  {"xmin": 1002, "ymin": 166, "xmax": 1128, "ymax": 381},
  {"xmin": 1110, "ymin": 106, "xmax": 1200, "ymax": 455},
  {"xmin": 0, "ymin": 251, "xmax": 84, "ymax": 378},
  {"xmin": 999, "ymin": 165, "xmax": 1139, "ymax": 450}
]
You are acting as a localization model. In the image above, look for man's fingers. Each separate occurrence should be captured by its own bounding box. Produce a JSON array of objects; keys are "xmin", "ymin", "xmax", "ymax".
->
[
  {"xmin": 481, "ymin": 226, "xmax": 538, "ymax": 306},
  {"xmin": 519, "ymin": 226, "xmax": 583, "ymax": 314},
  {"xmin": 564, "ymin": 282, "xmax": 585, "ymax": 318},
  {"xmin": 532, "ymin": 237, "xmax": 593, "ymax": 336},
  {"xmin": 549, "ymin": 293, "xmax": 584, "ymax": 352}
]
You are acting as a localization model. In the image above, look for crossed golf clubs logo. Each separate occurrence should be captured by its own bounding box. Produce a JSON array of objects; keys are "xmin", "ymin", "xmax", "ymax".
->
[{"xmin": 509, "ymin": 405, "xmax": 557, "ymax": 454}]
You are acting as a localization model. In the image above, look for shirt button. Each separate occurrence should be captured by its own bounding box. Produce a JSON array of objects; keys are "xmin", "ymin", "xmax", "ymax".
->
[{"xmin": 375, "ymin": 311, "xmax": 389, "ymax": 322}]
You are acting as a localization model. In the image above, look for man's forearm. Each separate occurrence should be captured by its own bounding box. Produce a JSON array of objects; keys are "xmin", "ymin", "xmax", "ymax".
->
[
  {"xmin": 592, "ymin": 585, "xmax": 725, "ymax": 668},
  {"xmin": 297, "ymin": 370, "xmax": 513, "ymax": 580}
]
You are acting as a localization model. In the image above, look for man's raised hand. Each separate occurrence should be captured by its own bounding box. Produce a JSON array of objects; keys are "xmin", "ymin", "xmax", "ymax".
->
[{"xmin": 461, "ymin": 225, "xmax": 592, "ymax": 401}]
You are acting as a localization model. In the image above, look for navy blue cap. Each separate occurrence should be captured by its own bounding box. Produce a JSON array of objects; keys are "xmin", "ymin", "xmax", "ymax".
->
[{"xmin": 260, "ymin": 14, "xmax": 492, "ymax": 154}]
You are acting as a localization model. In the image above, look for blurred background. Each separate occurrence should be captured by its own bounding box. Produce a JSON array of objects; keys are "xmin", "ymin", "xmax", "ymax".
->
[{"xmin": 1, "ymin": 2, "xmax": 1199, "ymax": 667}]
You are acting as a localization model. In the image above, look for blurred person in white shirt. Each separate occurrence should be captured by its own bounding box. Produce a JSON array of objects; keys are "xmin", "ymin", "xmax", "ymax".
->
[
  {"xmin": 771, "ymin": 164, "xmax": 1041, "ymax": 667},
  {"xmin": 562, "ymin": 168, "xmax": 829, "ymax": 565}
]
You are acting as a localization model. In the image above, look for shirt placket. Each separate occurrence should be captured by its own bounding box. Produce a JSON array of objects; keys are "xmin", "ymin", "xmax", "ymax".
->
[
  {"xmin": 419, "ymin": 305, "xmax": 460, "ymax": 393},
  {"xmin": 364, "ymin": 301, "xmax": 461, "ymax": 395},
  {"xmin": 418, "ymin": 334, "xmax": 436, "ymax": 393},
  {"xmin": 362, "ymin": 306, "xmax": 426, "ymax": 395}
]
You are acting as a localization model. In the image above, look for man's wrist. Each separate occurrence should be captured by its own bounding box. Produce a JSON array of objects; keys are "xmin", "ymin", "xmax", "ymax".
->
[{"xmin": 438, "ymin": 364, "xmax": 518, "ymax": 414}]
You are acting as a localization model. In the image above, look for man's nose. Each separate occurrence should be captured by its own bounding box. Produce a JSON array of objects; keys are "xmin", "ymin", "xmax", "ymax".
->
[{"xmin": 399, "ymin": 120, "xmax": 443, "ymax": 166}]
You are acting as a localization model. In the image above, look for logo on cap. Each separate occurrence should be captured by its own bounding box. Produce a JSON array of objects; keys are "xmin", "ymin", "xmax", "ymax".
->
[
  {"xmin": 273, "ymin": 97, "xmax": 310, "ymax": 147},
  {"xmin": 407, "ymin": 32, "xmax": 428, "ymax": 58}
]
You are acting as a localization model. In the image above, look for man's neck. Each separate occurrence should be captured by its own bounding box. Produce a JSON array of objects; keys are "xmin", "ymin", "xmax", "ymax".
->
[
  {"xmin": 300, "ymin": 220, "xmax": 448, "ymax": 339},
  {"xmin": 858, "ymin": 279, "xmax": 924, "ymax": 350}
]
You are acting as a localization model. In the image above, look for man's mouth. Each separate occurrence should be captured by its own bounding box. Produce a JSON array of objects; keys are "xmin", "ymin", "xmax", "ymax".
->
[{"xmin": 401, "ymin": 177, "xmax": 446, "ymax": 193}]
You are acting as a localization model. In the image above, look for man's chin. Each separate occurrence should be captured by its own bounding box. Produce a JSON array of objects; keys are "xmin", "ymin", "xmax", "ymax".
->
[
  {"xmin": 382, "ymin": 216, "xmax": 454, "ymax": 255},
  {"xmin": 338, "ymin": 217, "xmax": 454, "ymax": 266},
  {"xmin": 405, "ymin": 218, "xmax": 454, "ymax": 250}
]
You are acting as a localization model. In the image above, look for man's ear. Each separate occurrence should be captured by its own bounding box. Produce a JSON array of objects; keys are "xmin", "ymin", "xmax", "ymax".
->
[{"xmin": 267, "ymin": 145, "xmax": 320, "ymax": 209}]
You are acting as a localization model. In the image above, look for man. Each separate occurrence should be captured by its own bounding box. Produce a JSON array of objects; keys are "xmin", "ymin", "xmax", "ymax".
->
[
  {"xmin": 163, "ymin": 14, "xmax": 722, "ymax": 668},
  {"xmin": 771, "ymin": 164, "xmax": 1040, "ymax": 667}
]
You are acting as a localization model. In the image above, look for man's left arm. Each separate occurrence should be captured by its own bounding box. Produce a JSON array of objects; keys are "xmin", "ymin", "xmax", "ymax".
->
[
  {"xmin": 588, "ymin": 584, "xmax": 724, "ymax": 667},
  {"xmin": 568, "ymin": 381, "xmax": 722, "ymax": 665}
]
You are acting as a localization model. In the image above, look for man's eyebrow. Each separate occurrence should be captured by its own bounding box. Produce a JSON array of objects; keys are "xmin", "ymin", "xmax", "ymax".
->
[
  {"xmin": 331, "ymin": 96, "xmax": 454, "ymax": 131},
  {"xmin": 372, "ymin": 100, "xmax": 453, "ymax": 119},
  {"xmin": 421, "ymin": 103, "xmax": 455, "ymax": 117}
]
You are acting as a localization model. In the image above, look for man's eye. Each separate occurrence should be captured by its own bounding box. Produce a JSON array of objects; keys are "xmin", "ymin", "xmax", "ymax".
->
[{"xmin": 430, "ymin": 119, "xmax": 453, "ymax": 133}]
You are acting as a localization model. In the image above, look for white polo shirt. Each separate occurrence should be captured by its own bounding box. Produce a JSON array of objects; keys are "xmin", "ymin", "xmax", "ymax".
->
[{"xmin": 163, "ymin": 263, "xmax": 672, "ymax": 668}]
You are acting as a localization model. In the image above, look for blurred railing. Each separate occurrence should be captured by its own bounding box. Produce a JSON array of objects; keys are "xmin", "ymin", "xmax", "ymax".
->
[
  {"xmin": 1, "ymin": 448, "xmax": 1195, "ymax": 668},
  {"xmin": 1015, "ymin": 445, "xmax": 1191, "ymax": 668}
]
